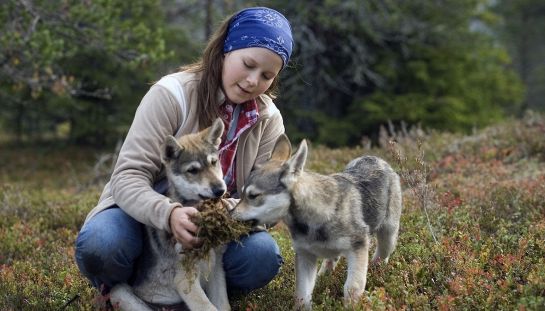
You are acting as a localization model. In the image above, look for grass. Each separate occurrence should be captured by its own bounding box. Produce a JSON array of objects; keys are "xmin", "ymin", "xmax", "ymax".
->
[{"xmin": 1, "ymin": 112, "xmax": 545, "ymax": 310}]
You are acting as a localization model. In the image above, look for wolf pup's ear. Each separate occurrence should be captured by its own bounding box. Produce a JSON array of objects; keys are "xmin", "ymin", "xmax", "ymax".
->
[
  {"xmin": 270, "ymin": 134, "xmax": 292, "ymax": 162},
  {"xmin": 162, "ymin": 135, "xmax": 183, "ymax": 163},
  {"xmin": 286, "ymin": 139, "xmax": 308, "ymax": 175},
  {"xmin": 206, "ymin": 118, "xmax": 225, "ymax": 147}
]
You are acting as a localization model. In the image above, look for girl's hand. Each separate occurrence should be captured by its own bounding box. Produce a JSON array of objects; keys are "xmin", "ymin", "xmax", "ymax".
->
[{"xmin": 169, "ymin": 207, "xmax": 202, "ymax": 249}]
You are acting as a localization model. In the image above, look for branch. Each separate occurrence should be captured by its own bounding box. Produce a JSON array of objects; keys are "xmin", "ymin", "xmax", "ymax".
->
[
  {"xmin": 70, "ymin": 88, "xmax": 112, "ymax": 100},
  {"xmin": 16, "ymin": 0, "xmax": 41, "ymax": 42},
  {"xmin": 389, "ymin": 139, "xmax": 439, "ymax": 244}
]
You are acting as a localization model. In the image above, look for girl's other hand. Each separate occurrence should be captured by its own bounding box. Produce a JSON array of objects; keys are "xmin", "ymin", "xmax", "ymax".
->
[{"xmin": 169, "ymin": 207, "xmax": 202, "ymax": 249}]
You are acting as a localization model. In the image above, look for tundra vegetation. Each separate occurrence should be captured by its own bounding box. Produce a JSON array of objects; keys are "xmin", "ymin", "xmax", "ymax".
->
[{"xmin": 1, "ymin": 112, "xmax": 544, "ymax": 310}]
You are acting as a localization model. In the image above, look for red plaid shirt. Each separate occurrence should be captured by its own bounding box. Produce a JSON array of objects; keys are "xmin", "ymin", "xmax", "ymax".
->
[{"xmin": 218, "ymin": 99, "xmax": 259, "ymax": 193}]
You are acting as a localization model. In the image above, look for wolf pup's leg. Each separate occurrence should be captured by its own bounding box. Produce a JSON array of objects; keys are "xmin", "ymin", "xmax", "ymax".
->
[
  {"xmin": 372, "ymin": 176, "xmax": 402, "ymax": 264},
  {"xmin": 372, "ymin": 221, "xmax": 400, "ymax": 264},
  {"xmin": 174, "ymin": 269, "xmax": 218, "ymax": 311},
  {"xmin": 110, "ymin": 283, "xmax": 152, "ymax": 311},
  {"xmin": 206, "ymin": 247, "xmax": 230, "ymax": 311},
  {"xmin": 295, "ymin": 250, "xmax": 318, "ymax": 310},
  {"xmin": 344, "ymin": 237, "xmax": 370, "ymax": 306},
  {"xmin": 317, "ymin": 257, "xmax": 340, "ymax": 276}
]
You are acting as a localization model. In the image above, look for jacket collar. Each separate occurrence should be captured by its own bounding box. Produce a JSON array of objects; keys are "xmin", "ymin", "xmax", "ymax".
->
[{"xmin": 217, "ymin": 88, "xmax": 226, "ymax": 105}]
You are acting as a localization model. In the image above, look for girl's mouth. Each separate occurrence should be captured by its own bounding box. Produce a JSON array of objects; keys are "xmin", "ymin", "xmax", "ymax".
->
[{"xmin": 237, "ymin": 84, "xmax": 250, "ymax": 94}]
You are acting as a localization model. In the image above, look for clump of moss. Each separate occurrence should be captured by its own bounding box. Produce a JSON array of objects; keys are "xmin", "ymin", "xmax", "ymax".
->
[{"xmin": 181, "ymin": 196, "xmax": 252, "ymax": 272}]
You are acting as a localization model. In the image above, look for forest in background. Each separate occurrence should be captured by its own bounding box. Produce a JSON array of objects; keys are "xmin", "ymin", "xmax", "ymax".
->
[{"xmin": 1, "ymin": 0, "xmax": 544, "ymax": 146}]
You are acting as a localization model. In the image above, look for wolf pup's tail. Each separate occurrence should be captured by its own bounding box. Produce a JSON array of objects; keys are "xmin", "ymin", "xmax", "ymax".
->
[{"xmin": 372, "ymin": 172, "xmax": 402, "ymax": 263}]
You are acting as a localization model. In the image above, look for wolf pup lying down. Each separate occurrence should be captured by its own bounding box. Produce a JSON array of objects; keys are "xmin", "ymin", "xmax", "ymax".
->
[
  {"xmin": 231, "ymin": 134, "xmax": 403, "ymax": 309},
  {"xmin": 110, "ymin": 118, "xmax": 231, "ymax": 311}
]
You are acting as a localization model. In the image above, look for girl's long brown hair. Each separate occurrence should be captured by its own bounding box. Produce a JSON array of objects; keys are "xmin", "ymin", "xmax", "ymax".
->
[{"xmin": 180, "ymin": 12, "xmax": 280, "ymax": 130}]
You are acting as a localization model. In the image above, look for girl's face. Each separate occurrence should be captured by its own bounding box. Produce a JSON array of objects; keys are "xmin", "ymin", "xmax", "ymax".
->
[{"xmin": 222, "ymin": 47, "xmax": 283, "ymax": 104}]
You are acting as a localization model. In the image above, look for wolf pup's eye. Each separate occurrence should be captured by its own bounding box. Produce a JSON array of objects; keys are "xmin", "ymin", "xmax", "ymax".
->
[
  {"xmin": 211, "ymin": 159, "xmax": 218, "ymax": 166},
  {"xmin": 247, "ymin": 193, "xmax": 260, "ymax": 200},
  {"xmin": 186, "ymin": 167, "xmax": 199, "ymax": 174}
]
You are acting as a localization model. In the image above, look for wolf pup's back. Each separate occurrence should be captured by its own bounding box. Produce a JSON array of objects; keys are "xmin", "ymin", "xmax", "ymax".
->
[{"xmin": 343, "ymin": 156, "xmax": 402, "ymax": 239}]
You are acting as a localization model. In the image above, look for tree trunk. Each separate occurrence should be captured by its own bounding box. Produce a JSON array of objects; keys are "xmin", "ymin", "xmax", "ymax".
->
[
  {"xmin": 205, "ymin": 0, "xmax": 213, "ymax": 39},
  {"xmin": 15, "ymin": 99, "xmax": 25, "ymax": 143},
  {"xmin": 517, "ymin": 10, "xmax": 530, "ymax": 113}
]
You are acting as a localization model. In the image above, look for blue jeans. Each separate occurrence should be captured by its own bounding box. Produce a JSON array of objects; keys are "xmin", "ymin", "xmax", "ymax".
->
[{"xmin": 75, "ymin": 207, "xmax": 283, "ymax": 295}]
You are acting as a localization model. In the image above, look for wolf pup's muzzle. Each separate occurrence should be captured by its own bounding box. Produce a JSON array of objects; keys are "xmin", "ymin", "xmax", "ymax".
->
[{"xmin": 212, "ymin": 185, "xmax": 226, "ymax": 198}]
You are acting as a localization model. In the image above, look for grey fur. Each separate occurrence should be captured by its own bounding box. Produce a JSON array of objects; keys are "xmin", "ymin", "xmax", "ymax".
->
[
  {"xmin": 110, "ymin": 118, "xmax": 230, "ymax": 311},
  {"xmin": 232, "ymin": 134, "xmax": 402, "ymax": 309}
]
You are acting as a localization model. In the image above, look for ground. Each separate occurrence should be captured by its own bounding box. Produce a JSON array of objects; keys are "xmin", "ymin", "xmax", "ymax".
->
[{"xmin": 1, "ymin": 113, "xmax": 544, "ymax": 310}]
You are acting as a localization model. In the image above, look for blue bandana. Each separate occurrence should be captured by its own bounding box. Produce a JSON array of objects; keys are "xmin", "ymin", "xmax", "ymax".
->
[{"xmin": 223, "ymin": 7, "xmax": 293, "ymax": 69}]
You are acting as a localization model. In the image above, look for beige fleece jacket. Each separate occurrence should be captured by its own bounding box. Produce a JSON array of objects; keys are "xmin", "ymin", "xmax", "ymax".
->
[{"xmin": 84, "ymin": 71, "xmax": 284, "ymax": 232}]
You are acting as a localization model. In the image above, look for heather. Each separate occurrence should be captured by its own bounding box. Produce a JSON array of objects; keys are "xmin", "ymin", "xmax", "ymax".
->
[{"xmin": 1, "ymin": 112, "xmax": 544, "ymax": 310}]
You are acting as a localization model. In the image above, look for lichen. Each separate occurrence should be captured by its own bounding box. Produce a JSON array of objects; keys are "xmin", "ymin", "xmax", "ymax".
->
[{"xmin": 180, "ymin": 196, "xmax": 252, "ymax": 274}]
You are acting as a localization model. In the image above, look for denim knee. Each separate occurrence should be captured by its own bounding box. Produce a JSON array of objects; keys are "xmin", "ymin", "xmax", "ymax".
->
[
  {"xmin": 223, "ymin": 231, "xmax": 283, "ymax": 292},
  {"xmin": 75, "ymin": 207, "xmax": 143, "ymax": 291}
]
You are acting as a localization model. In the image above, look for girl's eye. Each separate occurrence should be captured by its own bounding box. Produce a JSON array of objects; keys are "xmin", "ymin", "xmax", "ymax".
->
[{"xmin": 243, "ymin": 61, "xmax": 254, "ymax": 68}]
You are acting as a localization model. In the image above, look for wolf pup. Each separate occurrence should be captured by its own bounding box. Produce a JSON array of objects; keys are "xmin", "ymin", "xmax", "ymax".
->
[
  {"xmin": 231, "ymin": 134, "xmax": 402, "ymax": 309},
  {"xmin": 110, "ymin": 118, "xmax": 231, "ymax": 311}
]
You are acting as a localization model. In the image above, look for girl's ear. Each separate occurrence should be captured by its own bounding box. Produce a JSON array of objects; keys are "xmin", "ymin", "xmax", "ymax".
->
[
  {"xmin": 269, "ymin": 134, "xmax": 292, "ymax": 162},
  {"xmin": 286, "ymin": 139, "xmax": 308, "ymax": 176},
  {"xmin": 163, "ymin": 135, "xmax": 184, "ymax": 163}
]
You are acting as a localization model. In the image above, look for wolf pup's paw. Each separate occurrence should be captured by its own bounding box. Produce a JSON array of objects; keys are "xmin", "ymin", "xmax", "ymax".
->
[
  {"xmin": 343, "ymin": 287, "xmax": 366, "ymax": 307},
  {"xmin": 294, "ymin": 297, "xmax": 312, "ymax": 311},
  {"xmin": 371, "ymin": 254, "xmax": 390, "ymax": 266}
]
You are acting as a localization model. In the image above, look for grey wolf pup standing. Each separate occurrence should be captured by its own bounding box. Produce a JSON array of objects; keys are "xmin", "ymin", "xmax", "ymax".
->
[
  {"xmin": 110, "ymin": 118, "xmax": 231, "ymax": 311},
  {"xmin": 231, "ymin": 134, "xmax": 402, "ymax": 309}
]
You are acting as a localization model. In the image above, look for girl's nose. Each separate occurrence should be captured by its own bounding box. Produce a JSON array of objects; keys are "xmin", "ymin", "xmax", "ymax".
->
[{"xmin": 246, "ymin": 72, "xmax": 258, "ymax": 87}]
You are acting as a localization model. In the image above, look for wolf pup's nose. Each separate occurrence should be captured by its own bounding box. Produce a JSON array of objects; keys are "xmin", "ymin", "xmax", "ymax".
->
[{"xmin": 213, "ymin": 186, "xmax": 226, "ymax": 198}]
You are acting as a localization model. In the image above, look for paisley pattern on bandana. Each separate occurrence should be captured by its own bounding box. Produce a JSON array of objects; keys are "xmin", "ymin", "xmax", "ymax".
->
[{"xmin": 224, "ymin": 7, "xmax": 293, "ymax": 69}]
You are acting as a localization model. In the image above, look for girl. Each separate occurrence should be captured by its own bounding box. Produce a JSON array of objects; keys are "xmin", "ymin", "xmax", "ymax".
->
[{"xmin": 75, "ymin": 6, "xmax": 293, "ymax": 302}]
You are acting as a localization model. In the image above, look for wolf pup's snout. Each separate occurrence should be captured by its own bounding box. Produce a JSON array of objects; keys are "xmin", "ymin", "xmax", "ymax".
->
[{"xmin": 212, "ymin": 184, "xmax": 226, "ymax": 198}]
